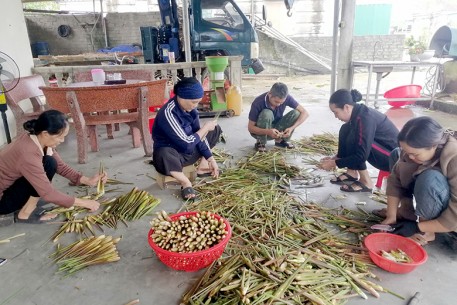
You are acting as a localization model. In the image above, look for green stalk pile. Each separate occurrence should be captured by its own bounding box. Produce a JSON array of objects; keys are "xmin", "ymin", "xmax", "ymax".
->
[
  {"xmin": 50, "ymin": 235, "xmax": 121, "ymax": 276},
  {"xmin": 238, "ymin": 151, "xmax": 302, "ymax": 177},
  {"xmin": 178, "ymin": 154, "xmax": 398, "ymax": 304},
  {"xmin": 292, "ymin": 132, "xmax": 339, "ymax": 156}
]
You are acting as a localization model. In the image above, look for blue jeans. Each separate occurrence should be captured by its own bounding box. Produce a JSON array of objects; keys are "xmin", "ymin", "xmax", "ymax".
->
[
  {"xmin": 414, "ymin": 169, "xmax": 450, "ymax": 220},
  {"xmin": 250, "ymin": 109, "xmax": 300, "ymax": 144}
]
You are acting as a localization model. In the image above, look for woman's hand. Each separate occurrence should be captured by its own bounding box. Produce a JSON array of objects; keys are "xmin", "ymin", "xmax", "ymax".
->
[
  {"xmin": 80, "ymin": 172, "xmax": 108, "ymax": 187},
  {"xmin": 317, "ymin": 159, "xmax": 336, "ymax": 171},
  {"xmin": 207, "ymin": 157, "xmax": 219, "ymax": 178},
  {"xmin": 203, "ymin": 120, "xmax": 217, "ymax": 132},
  {"xmin": 320, "ymin": 156, "xmax": 334, "ymax": 162},
  {"xmin": 74, "ymin": 198, "xmax": 100, "ymax": 212}
]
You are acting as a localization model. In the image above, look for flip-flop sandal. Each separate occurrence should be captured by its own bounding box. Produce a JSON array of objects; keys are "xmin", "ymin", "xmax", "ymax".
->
[
  {"xmin": 275, "ymin": 140, "xmax": 295, "ymax": 149},
  {"xmin": 340, "ymin": 181, "xmax": 373, "ymax": 193},
  {"xmin": 181, "ymin": 186, "xmax": 198, "ymax": 201},
  {"xmin": 330, "ymin": 173, "xmax": 358, "ymax": 185},
  {"xmin": 197, "ymin": 170, "xmax": 223, "ymax": 178},
  {"xmin": 14, "ymin": 206, "xmax": 56, "ymax": 224},
  {"xmin": 255, "ymin": 142, "xmax": 267, "ymax": 152}
]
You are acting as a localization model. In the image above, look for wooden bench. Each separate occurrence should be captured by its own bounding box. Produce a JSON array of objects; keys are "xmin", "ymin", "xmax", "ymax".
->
[{"xmin": 40, "ymin": 80, "xmax": 166, "ymax": 163}]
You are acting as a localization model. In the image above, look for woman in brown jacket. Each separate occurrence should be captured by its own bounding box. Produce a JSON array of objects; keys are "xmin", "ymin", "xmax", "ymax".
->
[
  {"xmin": 380, "ymin": 116, "xmax": 457, "ymax": 244},
  {"xmin": 0, "ymin": 110, "xmax": 107, "ymax": 224}
]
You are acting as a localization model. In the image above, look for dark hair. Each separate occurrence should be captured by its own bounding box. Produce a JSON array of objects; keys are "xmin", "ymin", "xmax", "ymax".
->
[
  {"xmin": 23, "ymin": 110, "xmax": 69, "ymax": 135},
  {"xmin": 398, "ymin": 116, "xmax": 445, "ymax": 148},
  {"xmin": 270, "ymin": 82, "xmax": 288, "ymax": 99},
  {"xmin": 329, "ymin": 89, "xmax": 363, "ymax": 108}
]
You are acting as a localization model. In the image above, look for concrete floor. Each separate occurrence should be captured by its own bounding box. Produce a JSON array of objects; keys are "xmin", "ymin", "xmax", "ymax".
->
[{"xmin": 1, "ymin": 73, "xmax": 457, "ymax": 305}]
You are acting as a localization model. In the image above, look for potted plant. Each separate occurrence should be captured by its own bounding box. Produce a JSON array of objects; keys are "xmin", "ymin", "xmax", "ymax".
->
[{"xmin": 404, "ymin": 36, "xmax": 428, "ymax": 61}]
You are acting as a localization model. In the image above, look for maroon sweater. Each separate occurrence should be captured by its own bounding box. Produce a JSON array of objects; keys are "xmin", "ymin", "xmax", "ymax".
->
[{"xmin": 0, "ymin": 133, "xmax": 81, "ymax": 207}]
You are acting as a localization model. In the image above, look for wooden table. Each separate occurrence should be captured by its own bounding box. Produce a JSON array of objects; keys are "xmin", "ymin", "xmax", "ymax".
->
[{"xmin": 40, "ymin": 79, "xmax": 166, "ymax": 163}]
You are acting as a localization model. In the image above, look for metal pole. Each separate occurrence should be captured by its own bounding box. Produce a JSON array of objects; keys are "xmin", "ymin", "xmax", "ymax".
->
[
  {"xmin": 100, "ymin": 0, "xmax": 108, "ymax": 48},
  {"xmin": 337, "ymin": 0, "xmax": 356, "ymax": 90},
  {"xmin": 330, "ymin": 0, "xmax": 340, "ymax": 95},
  {"xmin": 182, "ymin": 0, "xmax": 192, "ymax": 76},
  {"xmin": 251, "ymin": 0, "xmax": 255, "ymax": 23}
]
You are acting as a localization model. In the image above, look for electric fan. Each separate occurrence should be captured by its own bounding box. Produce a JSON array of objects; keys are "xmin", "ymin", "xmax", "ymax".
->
[{"xmin": 0, "ymin": 51, "xmax": 20, "ymax": 143}]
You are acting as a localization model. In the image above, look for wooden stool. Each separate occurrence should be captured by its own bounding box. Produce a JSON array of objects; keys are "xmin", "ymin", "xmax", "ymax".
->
[{"xmin": 156, "ymin": 165, "xmax": 197, "ymax": 189}]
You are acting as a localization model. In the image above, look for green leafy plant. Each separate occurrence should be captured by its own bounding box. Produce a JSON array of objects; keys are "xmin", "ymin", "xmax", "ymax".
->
[{"xmin": 404, "ymin": 36, "xmax": 427, "ymax": 55}]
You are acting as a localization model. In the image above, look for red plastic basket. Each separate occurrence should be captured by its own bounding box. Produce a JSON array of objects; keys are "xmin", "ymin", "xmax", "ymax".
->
[
  {"xmin": 383, "ymin": 85, "xmax": 422, "ymax": 107},
  {"xmin": 364, "ymin": 233, "xmax": 428, "ymax": 274},
  {"xmin": 147, "ymin": 211, "xmax": 232, "ymax": 272}
]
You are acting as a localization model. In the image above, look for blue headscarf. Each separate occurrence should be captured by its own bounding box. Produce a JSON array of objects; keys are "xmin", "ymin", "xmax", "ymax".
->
[{"xmin": 175, "ymin": 77, "xmax": 204, "ymax": 99}]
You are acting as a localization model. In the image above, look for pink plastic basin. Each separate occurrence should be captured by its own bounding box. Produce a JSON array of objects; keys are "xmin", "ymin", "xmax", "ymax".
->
[{"xmin": 384, "ymin": 85, "xmax": 422, "ymax": 107}]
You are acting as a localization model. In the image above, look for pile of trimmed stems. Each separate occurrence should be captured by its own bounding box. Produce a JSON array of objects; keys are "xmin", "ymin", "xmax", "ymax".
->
[
  {"xmin": 179, "ymin": 156, "xmax": 398, "ymax": 304},
  {"xmin": 292, "ymin": 132, "xmax": 339, "ymax": 156},
  {"xmin": 50, "ymin": 187, "xmax": 160, "ymax": 242},
  {"xmin": 50, "ymin": 235, "xmax": 121, "ymax": 276}
]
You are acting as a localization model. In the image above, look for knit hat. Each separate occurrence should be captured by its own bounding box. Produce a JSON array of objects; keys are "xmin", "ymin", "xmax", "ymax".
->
[{"xmin": 175, "ymin": 78, "xmax": 204, "ymax": 100}]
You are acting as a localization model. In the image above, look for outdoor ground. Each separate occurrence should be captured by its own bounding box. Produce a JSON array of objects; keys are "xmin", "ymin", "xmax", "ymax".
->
[{"xmin": 0, "ymin": 72, "xmax": 456, "ymax": 305}]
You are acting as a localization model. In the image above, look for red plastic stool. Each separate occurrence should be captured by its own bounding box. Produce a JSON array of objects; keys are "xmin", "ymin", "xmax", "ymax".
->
[{"xmin": 376, "ymin": 170, "xmax": 390, "ymax": 188}]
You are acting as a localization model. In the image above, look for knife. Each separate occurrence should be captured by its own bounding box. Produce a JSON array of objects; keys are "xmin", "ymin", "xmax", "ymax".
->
[{"xmin": 370, "ymin": 224, "xmax": 395, "ymax": 232}]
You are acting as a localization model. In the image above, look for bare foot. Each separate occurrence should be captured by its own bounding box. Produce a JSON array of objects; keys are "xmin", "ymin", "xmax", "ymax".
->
[{"xmin": 409, "ymin": 232, "xmax": 435, "ymax": 246}]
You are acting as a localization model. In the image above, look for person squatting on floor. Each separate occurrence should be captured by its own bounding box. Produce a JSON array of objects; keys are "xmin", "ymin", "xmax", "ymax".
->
[
  {"xmin": 151, "ymin": 77, "xmax": 222, "ymax": 200},
  {"xmin": 317, "ymin": 89, "xmax": 399, "ymax": 193},
  {"xmin": 0, "ymin": 110, "xmax": 107, "ymax": 224},
  {"xmin": 248, "ymin": 82, "xmax": 309, "ymax": 152},
  {"xmin": 379, "ymin": 116, "xmax": 457, "ymax": 245}
]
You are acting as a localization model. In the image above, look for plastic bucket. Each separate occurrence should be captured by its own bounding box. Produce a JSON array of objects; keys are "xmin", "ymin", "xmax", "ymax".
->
[
  {"xmin": 251, "ymin": 58, "xmax": 265, "ymax": 74},
  {"xmin": 31, "ymin": 42, "xmax": 50, "ymax": 58},
  {"xmin": 91, "ymin": 69, "xmax": 106, "ymax": 84}
]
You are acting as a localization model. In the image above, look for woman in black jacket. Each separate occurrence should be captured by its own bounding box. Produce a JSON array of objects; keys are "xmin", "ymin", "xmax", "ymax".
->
[{"xmin": 318, "ymin": 89, "xmax": 399, "ymax": 192}]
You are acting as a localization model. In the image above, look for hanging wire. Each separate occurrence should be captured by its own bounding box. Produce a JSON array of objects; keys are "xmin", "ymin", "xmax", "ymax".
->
[{"xmin": 423, "ymin": 64, "xmax": 445, "ymax": 96}]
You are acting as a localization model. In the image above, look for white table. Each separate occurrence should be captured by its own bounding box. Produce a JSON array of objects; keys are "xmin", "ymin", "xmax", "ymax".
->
[{"xmin": 351, "ymin": 60, "xmax": 441, "ymax": 108}]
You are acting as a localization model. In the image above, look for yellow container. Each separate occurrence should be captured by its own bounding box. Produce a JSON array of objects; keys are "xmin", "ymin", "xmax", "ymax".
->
[{"xmin": 226, "ymin": 85, "xmax": 242, "ymax": 116}]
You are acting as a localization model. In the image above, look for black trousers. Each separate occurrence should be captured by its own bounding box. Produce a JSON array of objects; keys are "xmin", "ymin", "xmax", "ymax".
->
[
  {"xmin": 0, "ymin": 155, "xmax": 57, "ymax": 215},
  {"xmin": 338, "ymin": 123, "xmax": 391, "ymax": 172},
  {"xmin": 152, "ymin": 125, "xmax": 222, "ymax": 176}
]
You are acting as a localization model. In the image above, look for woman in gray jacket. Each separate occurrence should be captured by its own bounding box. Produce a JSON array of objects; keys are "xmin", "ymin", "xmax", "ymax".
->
[{"xmin": 381, "ymin": 116, "xmax": 457, "ymax": 244}]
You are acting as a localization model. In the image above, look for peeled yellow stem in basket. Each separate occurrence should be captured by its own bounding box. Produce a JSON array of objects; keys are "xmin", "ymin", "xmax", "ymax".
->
[
  {"xmin": 150, "ymin": 211, "xmax": 228, "ymax": 253},
  {"xmin": 381, "ymin": 249, "xmax": 413, "ymax": 263}
]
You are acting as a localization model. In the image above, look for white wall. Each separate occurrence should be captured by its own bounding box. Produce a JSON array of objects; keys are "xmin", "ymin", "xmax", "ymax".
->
[{"xmin": 0, "ymin": 0, "xmax": 34, "ymax": 146}]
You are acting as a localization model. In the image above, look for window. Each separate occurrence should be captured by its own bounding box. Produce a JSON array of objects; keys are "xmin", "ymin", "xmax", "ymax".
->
[{"xmin": 201, "ymin": 0, "xmax": 244, "ymax": 30}]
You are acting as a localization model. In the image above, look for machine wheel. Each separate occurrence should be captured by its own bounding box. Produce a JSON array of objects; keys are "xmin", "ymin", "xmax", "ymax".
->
[{"xmin": 226, "ymin": 109, "xmax": 235, "ymax": 118}]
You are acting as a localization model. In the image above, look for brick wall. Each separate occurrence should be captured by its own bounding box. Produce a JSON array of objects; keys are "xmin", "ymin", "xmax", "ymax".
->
[{"xmin": 25, "ymin": 12, "xmax": 161, "ymax": 55}]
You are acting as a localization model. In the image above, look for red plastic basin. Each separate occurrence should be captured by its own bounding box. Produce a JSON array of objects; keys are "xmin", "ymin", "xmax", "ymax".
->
[
  {"xmin": 364, "ymin": 233, "xmax": 427, "ymax": 274},
  {"xmin": 383, "ymin": 85, "xmax": 422, "ymax": 107}
]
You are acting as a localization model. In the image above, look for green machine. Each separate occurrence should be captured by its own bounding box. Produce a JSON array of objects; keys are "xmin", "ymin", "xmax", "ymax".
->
[{"xmin": 199, "ymin": 56, "xmax": 234, "ymax": 117}]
